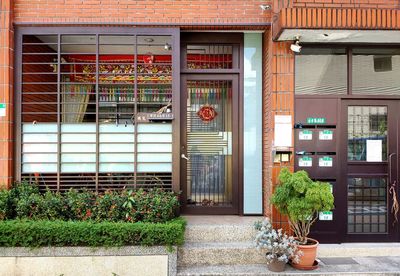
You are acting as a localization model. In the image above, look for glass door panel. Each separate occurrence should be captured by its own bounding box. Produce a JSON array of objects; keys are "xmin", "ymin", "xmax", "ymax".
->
[
  {"xmin": 344, "ymin": 101, "xmax": 398, "ymax": 241},
  {"xmin": 181, "ymin": 75, "xmax": 239, "ymax": 214}
]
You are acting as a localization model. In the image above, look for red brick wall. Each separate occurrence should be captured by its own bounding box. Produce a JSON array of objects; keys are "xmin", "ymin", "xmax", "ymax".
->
[
  {"xmin": 0, "ymin": 0, "xmax": 14, "ymax": 188},
  {"xmin": 13, "ymin": 0, "xmax": 272, "ymax": 24},
  {"xmin": 292, "ymin": 0, "xmax": 400, "ymax": 9},
  {"xmin": 262, "ymin": 24, "xmax": 297, "ymax": 223}
]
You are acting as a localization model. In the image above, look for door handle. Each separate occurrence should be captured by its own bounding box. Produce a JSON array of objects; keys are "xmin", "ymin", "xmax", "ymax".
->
[
  {"xmin": 388, "ymin": 153, "xmax": 399, "ymax": 226},
  {"xmin": 389, "ymin": 153, "xmax": 396, "ymax": 185},
  {"xmin": 181, "ymin": 153, "xmax": 190, "ymax": 161}
]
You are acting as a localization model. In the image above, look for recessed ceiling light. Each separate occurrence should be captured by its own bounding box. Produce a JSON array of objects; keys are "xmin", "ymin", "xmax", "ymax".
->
[{"xmin": 144, "ymin": 38, "xmax": 154, "ymax": 42}]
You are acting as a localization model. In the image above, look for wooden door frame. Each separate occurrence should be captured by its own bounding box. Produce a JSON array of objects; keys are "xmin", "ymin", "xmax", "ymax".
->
[
  {"xmin": 180, "ymin": 74, "xmax": 241, "ymax": 215},
  {"xmin": 340, "ymin": 99, "xmax": 400, "ymax": 242}
]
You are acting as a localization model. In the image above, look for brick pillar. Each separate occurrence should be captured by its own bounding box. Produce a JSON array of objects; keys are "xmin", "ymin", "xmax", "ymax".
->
[
  {"xmin": 263, "ymin": 29, "xmax": 295, "ymax": 232},
  {"xmin": 0, "ymin": 0, "xmax": 14, "ymax": 188}
]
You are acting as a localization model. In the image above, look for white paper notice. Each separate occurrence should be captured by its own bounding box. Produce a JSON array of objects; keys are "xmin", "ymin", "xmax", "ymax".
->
[
  {"xmin": 366, "ymin": 140, "xmax": 382, "ymax": 162},
  {"xmin": 274, "ymin": 115, "xmax": 292, "ymax": 147}
]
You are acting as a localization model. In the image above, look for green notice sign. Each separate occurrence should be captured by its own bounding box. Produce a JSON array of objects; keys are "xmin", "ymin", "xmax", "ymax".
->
[
  {"xmin": 0, "ymin": 103, "xmax": 5, "ymax": 117},
  {"xmin": 306, "ymin": 117, "xmax": 326, "ymax": 124}
]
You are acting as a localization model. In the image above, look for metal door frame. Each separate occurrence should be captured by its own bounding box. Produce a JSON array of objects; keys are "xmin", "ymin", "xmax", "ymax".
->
[
  {"xmin": 180, "ymin": 74, "xmax": 241, "ymax": 215},
  {"xmin": 341, "ymin": 99, "xmax": 400, "ymax": 242}
]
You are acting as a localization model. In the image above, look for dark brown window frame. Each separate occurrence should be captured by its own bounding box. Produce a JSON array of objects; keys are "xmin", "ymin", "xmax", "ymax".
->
[
  {"xmin": 295, "ymin": 44, "xmax": 400, "ymax": 98},
  {"xmin": 15, "ymin": 27, "xmax": 181, "ymax": 192}
]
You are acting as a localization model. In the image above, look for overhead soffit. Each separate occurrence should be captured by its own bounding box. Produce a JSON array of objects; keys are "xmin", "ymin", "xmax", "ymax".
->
[{"xmin": 274, "ymin": 8, "xmax": 400, "ymax": 43}]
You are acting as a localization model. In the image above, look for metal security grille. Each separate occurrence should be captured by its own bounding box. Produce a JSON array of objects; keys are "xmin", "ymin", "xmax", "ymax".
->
[
  {"xmin": 348, "ymin": 178, "xmax": 387, "ymax": 233},
  {"xmin": 186, "ymin": 45, "xmax": 233, "ymax": 69},
  {"xmin": 18, "ymin": 31, "xmax": 176, "ymax": 192},
  {"xmin": 186, "ymin": 80, "xmax": 233, "ymax": 207}
]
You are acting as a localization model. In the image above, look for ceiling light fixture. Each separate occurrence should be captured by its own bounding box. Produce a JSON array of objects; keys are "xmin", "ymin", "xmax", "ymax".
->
[
  {"xmin": 144, "ymin": 38, "xmax": 154, "ymax": 43},
  {"xmin": 164, "ymin": 42, "xmax": 172, "ymax": 51},
  {"xmin": 260, "ymin": 4, "xmax": 271, "ymax": 11}
]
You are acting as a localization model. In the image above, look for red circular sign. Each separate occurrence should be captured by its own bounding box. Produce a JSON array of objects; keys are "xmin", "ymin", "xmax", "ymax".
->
[{"xmin": 197, "ymin": 105, "xmax": 218, "ymax": 122}]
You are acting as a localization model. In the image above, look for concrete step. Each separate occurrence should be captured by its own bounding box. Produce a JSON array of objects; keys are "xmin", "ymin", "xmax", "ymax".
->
[
  {"xmin": 178, "ymin": 256, "xmax": 400, "ymax": 275},
  {"xmin": 318, "ymin": 243, "xmax": 400, "ymax": 257},
  {"xmin": 184, "ymin": 224, "xmax": 256, "ymax": 243},
  {"xmin": 178, "ymin": 242, "xmax": 264, "ymax": 267}
]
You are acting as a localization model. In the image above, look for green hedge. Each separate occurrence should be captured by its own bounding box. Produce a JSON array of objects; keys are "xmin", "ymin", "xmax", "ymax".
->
[
  {"xmin": 0, "ymin": 183, "xmax": 180, "ymax": 223},
  {"xmin": 0, "ymin": 218, "xmax": 186, "ymax": 247}
]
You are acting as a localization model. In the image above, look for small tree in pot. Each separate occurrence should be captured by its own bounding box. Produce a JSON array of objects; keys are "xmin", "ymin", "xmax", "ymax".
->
[{"xmin": 271, "ymin": 168, "xmax": 334, "ymax": 268}]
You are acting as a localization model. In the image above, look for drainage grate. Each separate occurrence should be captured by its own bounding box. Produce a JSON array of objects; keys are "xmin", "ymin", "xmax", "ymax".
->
[{"xmin": 319, "ymin": 257, "xmax": 359, "ymax": 265}]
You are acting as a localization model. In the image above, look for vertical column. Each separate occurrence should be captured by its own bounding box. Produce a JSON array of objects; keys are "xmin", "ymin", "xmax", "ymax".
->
[
  {"xmin": 263, "ymin": 29, "xmax": 295, "ymax": 232},
  {"xmin": 0, "ymin": 0, "xmax": 13, "ymax": 188}
]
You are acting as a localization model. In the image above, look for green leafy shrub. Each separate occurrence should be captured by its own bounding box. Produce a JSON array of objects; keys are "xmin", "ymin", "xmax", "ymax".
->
[
  {"xmin": 16, "ymin": 193, "xmax": 46, "ymax": 220},
  {"xmin": 123, "ymin": 189, "xmax": 179, "ymax": 223},
  {"xmin": 65, "ymin": 189, "xmax": 95, "ymax": 221},
  {"xmin": 0, "ymin": 218, "xmax": 186, "ymax": 247},
  {"xmin": 93, "ymin": 190, "xmax": 126, "ymax": 222},
  {"xmin": 271, "ymin": 168, "xmax": 334, "ymax": 244},
  {"xmin": 0, "ymin": 189, "xmax": 10, "ymax": 220},
  {"xmin": 2, "ymin": 183, "xmax": 179, "ymax": 223}
]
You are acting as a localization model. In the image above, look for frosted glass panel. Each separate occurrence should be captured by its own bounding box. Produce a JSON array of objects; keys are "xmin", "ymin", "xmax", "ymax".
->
[
  {"xmin": 137, "ymin": 144, "xmax": 172, "ymax": 153},
  {"xmin": 23, "ymin": 134, "xmax": 57, "ymax": 143},
  {"xmin": 23, "ymin": 154, "xmax": 57, "ymax": 163},
  {"xmin": 99, "ymin": 134, "xmax": 134, "ymax": 143},
  {"xmin": 100, "ymin": 153, "xmax": 134, "ymax": 162},
  {"xmin": 243, "ymin": 33, "xmax": 263, "ymax": 214},
  {"xmin": 61, "ymin": 163, "xmax": 96, "ymax": 173},
  {"xmin": 99, "ymin": 163, "xmax": 134, "ymax": 172},
  {"xmin": 23, "ymin": 163, "xmax": 57, "ymax": 173},
  {"xmin": 137, "ymin": 153, "xmax": 172, "ymax": 162},
  {"xmin": 23, "ymin": 123, "xmax": 57, "ymax": 133},
  {"xmin": 61, "ymin": 123, "xmax": 96, "ymax": 132},
  {"xmin": 137, "ymin": 134, "xmax": 172, "ymax": 143},
  {"xmin": 137, "ymin": 163, "xmax": 172, "ymax": 172},
  {"xmin": 137, "ymin": 123, "xmax": 172, "ymax": 133},
  {"xmin": 23, "ymin": 144, "xmax": 57, "ymax": 153},
  {"xmin": 62, "ymin": 144, "xmax": 96, "ymax": 153},
  {"xmin": 100, "ymin": 124, "xmax": 135, "ymax": 133},
  {"xmin": 99, "ymin": 143, "xmax": 135, "ymax": 153},
  {"xmin": 61, "ymin": 134, "xmax": 96, "ymax": 143},
  {"xmin": 61, "ymin": 154, "xmax": 96, "ymax": 162}
]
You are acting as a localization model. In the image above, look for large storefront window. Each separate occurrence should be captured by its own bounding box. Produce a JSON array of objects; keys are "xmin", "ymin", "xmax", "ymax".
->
[
  {"xmin": 19, "ymin": 30, "xmax": 177, "ymax": 191},
  {"xmin": 295, "ymin": 48, "xmax": 347, "ymax": 95},
  {"xmin": 352, "ymin": 48, "xmax": 400, "ymax": 95}
]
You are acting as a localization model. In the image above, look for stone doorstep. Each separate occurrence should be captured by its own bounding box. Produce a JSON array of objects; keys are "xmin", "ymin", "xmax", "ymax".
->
[
  {"xmin": 184, "ymin": 224, "xmax": 256, "ymax": 242},
  {"xmin": 177, "ymin": 256, "xmax": 400, "ymax": 276},
  {"xmin": 178, "ymin": 264, "xmax": 400, "ymax": 276}
]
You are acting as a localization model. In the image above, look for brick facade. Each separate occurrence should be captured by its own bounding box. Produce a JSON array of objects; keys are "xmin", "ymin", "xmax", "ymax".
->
[
  {"xmin": 13, "ymin": 0, "xmax": 272, "ymax": 24},
  {"xmin": 0, "ymin": 0, "xmax": 14, "ymax": 188},
  {"xmin": 1, "ymin": 0, "xmax": 400, "ymax": 219}
]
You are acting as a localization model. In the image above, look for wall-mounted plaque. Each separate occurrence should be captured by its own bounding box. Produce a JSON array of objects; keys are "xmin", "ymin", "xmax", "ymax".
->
[
  {"xmin": 136, "ymin": 112, "xmax": 174, "ymax": 123},
  {"xmin": 319, "ymin": 211, "xmax": 333, "ymax": 221},
  {"xmin": 319, "ymin": 130, "xmax": 333, "ymax": 140},
  {"xmin": 298, "ymin": 156, "xmax": 312, "ymax": 167},
  {"xmin": 319, "ymin": 156, "xmax": 333, "ymax": 167},
  {"xmin": 299, "ymin": 130, "xmax": 312, "ymax": 140}
]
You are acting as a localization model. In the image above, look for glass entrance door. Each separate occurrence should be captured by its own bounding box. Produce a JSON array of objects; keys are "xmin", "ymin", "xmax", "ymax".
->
[
  {"xmin": 343, "ymin": 101, "xmax": 399, "ymax": 241},
  {"xmin": 181, "ymin": 75, "xmax": 239, "ymax": 214}
]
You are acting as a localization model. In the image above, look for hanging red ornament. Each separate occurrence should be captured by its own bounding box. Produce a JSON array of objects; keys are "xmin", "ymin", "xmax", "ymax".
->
[{"xmin": 197, "ymin": 105, "xmax": 218, "ymax": 122}]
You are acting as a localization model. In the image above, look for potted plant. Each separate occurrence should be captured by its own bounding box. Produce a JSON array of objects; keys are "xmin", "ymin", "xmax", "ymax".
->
[
  {"xmin": 254, "ymin": 218, "xmax": 302, "ymax": 272},
  {"xmin": 271, "ymin": 168, "xmax": 334, "ymax": 269}
]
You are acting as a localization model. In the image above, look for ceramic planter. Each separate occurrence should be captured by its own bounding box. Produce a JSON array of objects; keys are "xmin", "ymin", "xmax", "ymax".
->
[{"xmin": 267, "ymin": 258, "xmax": 286, "ymax": 272}]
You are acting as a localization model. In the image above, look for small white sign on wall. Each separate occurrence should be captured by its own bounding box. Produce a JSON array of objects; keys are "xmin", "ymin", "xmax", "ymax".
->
[
  {"xmin": 274, "ymin": 115, "xmax": 292, "ymax": 147},
  {"xmin": 319, "ymin": 130, "xmax": 333, "ymax": 140},
  {"xmin": 319, "ymin": 211, "xmax": 333, "ymax": 221},
  {"xmin": 299, "ymin": 130, "xmax": 312, "ymax": 140},
  {"xmin": 0, "ymin": 103, "xmax": 5, "ymax": 117},
  {"xmin": 366, "ymin": 140, "xmax": 382, "ymax": 162},
  {"xmin": 298, "ymin": 156, "xmax": 312, "ymax": 167}
]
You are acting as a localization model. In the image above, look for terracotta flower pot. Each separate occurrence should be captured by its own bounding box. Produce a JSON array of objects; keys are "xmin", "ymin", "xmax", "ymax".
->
[
  {"xmin": 296, "ymin": 238, "xmax": 319, "ymax": 267},
  {"xmin": 267, "ymin": 258, "xmax": 286, "ymax": 272}
]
